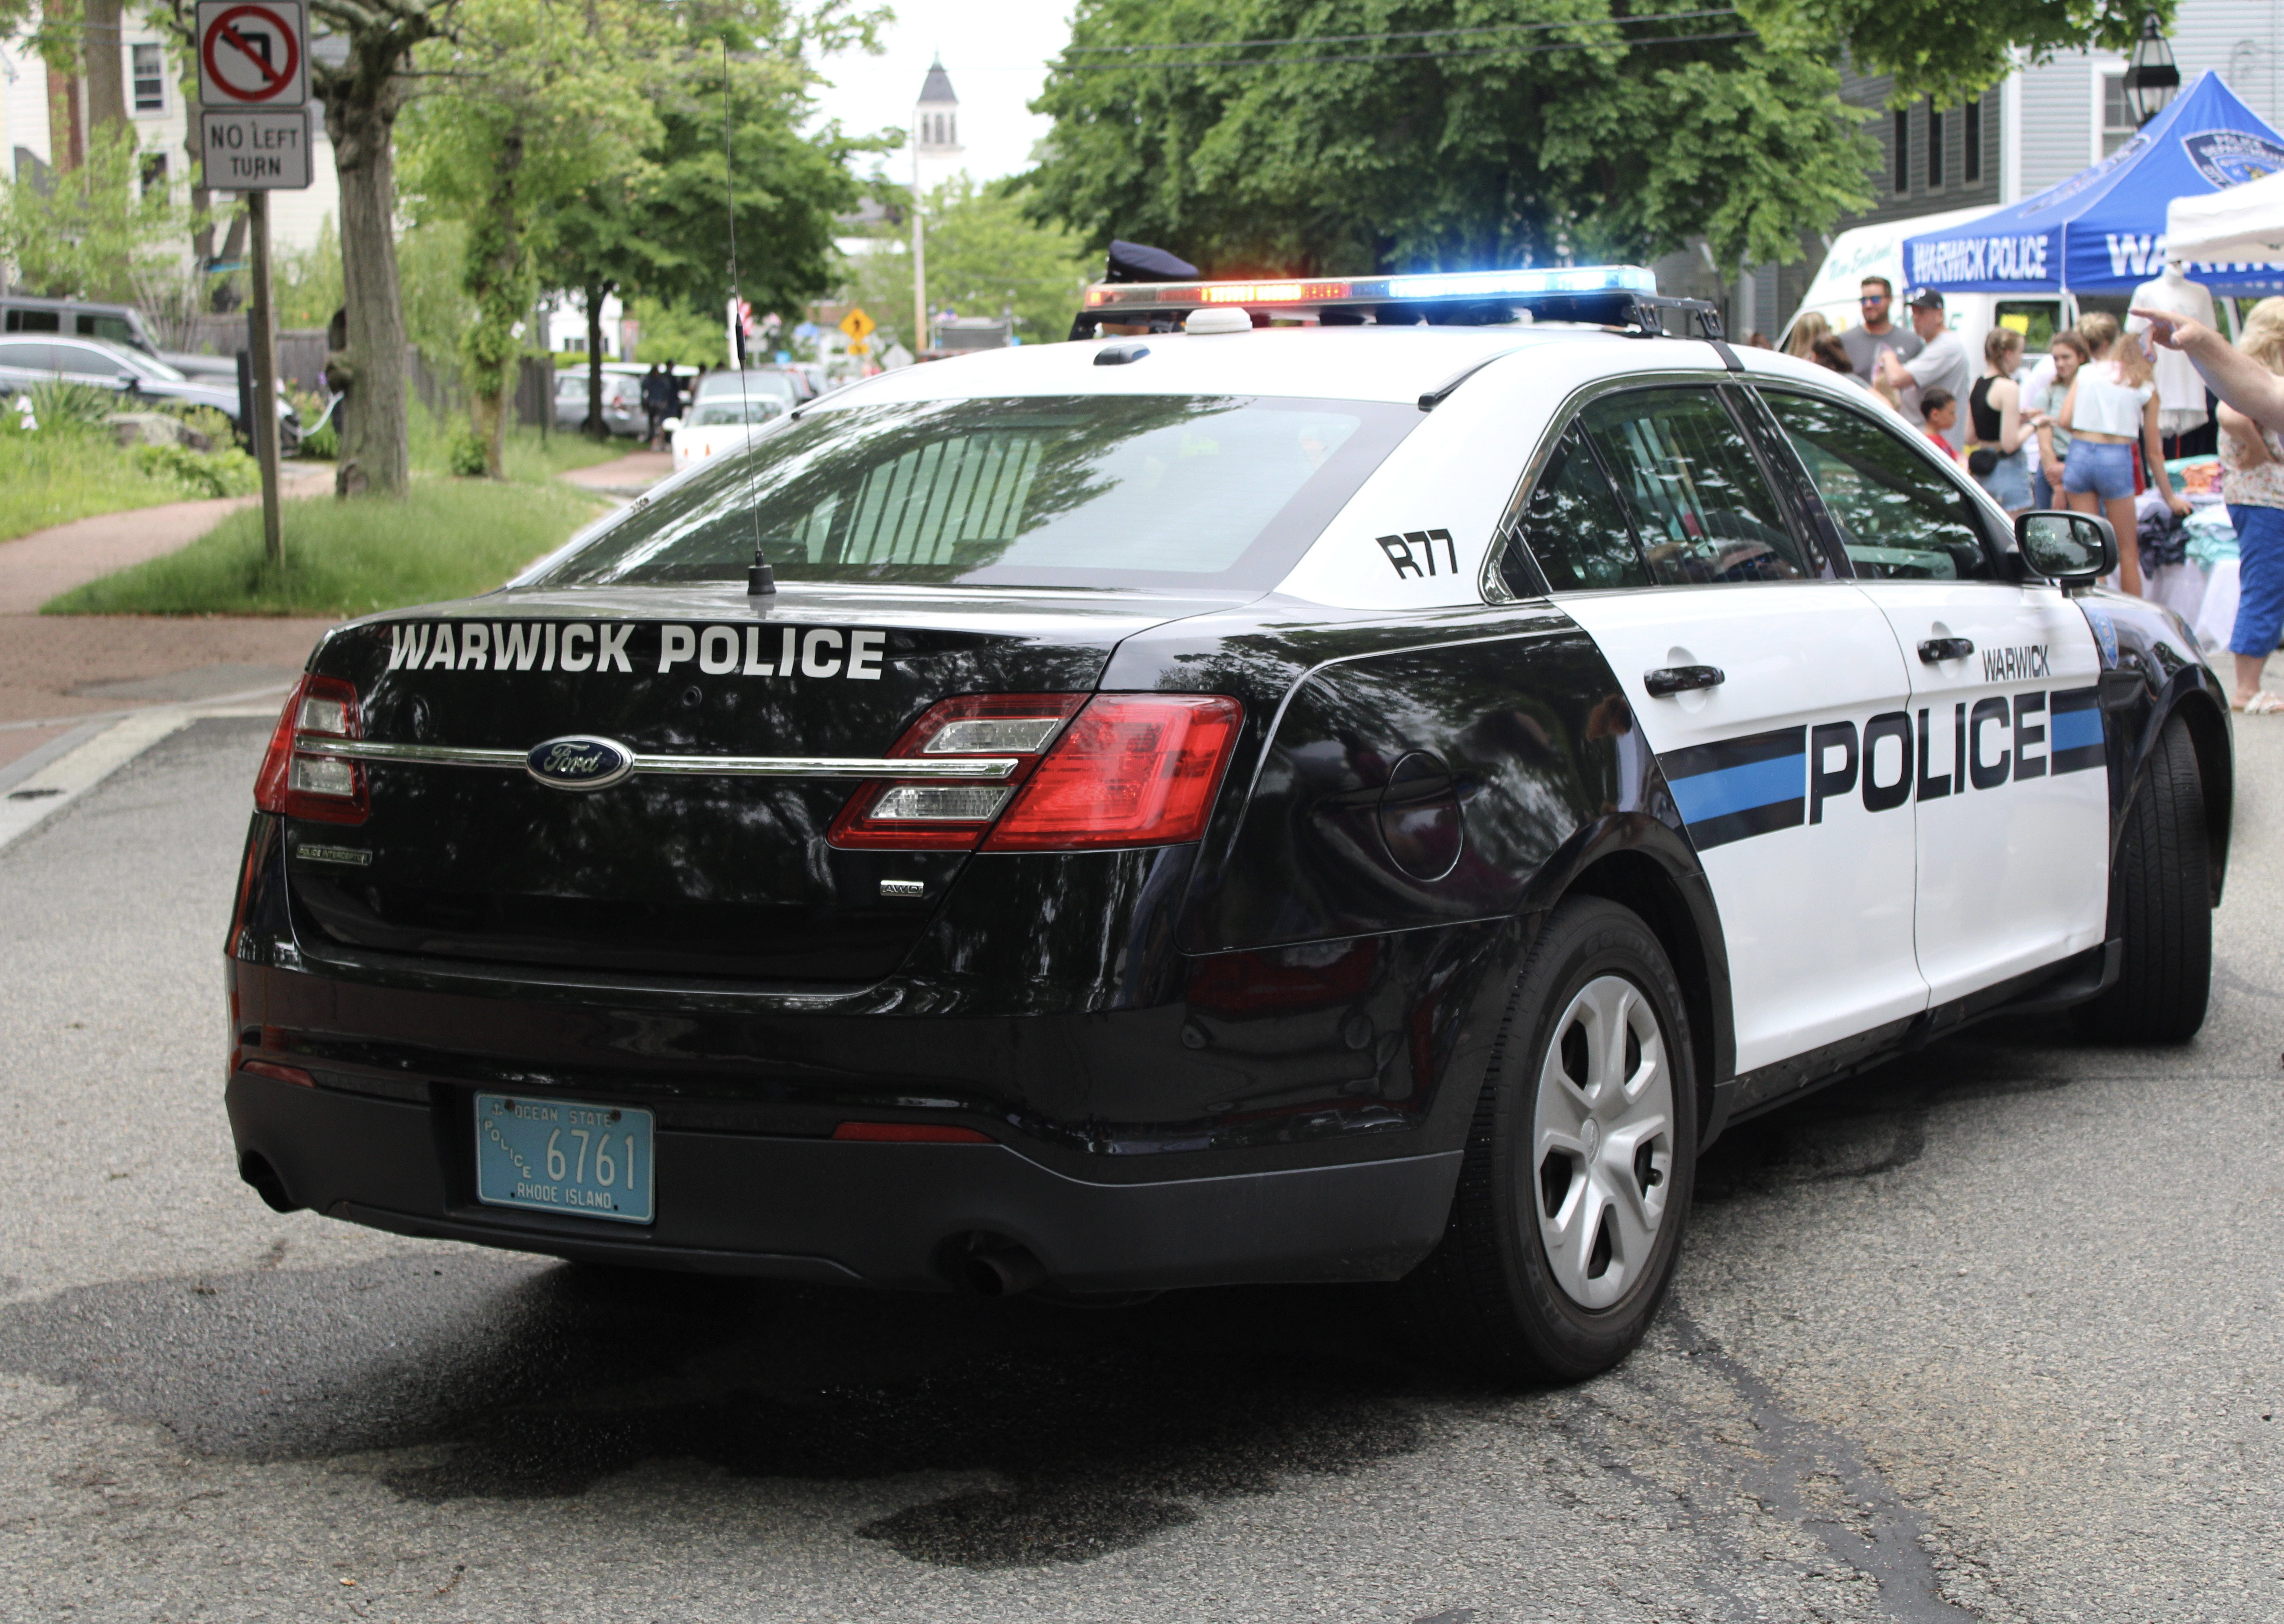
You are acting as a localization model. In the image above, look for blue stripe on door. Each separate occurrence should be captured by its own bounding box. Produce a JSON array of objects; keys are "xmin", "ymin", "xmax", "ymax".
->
[{"xmin": 1666, "ymin": 753, "xmax": 1806, "ymax": 825}]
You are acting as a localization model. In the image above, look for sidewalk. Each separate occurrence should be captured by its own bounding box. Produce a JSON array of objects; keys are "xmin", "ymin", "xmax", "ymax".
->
[
  {"xmin": 0, "ymin": 467, "xmax": 336, "ymax": 768},
  {"xmin": 558, "ymin": 449, "xmax": 671, "ymax": 498}
]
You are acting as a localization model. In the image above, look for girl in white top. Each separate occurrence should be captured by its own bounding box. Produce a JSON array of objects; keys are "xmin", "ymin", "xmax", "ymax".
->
[{"xmin": 2059, "ymin": 312, "xmax": 2191, "ymax": 598}]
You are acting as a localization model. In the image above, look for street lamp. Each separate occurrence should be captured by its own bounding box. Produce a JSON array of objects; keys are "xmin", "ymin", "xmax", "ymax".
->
[{"xmin": 2123, "ymin": 12, "xmax": 2180, "ymax": 127}]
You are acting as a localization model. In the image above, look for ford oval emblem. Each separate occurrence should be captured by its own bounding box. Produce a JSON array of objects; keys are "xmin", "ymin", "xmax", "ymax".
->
[{"xmin": 526, "ymin": 735, "xmax": 636, "ymax": 792}]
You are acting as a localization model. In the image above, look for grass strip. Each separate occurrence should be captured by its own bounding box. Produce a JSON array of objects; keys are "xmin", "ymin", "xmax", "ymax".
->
[
  {"xmin": 0, "ymin": 431, "xmax": 222, "ymax": 543},
  {"xmin": 42, "ymin": 479, "xmax": 609, "ymax": 618}
]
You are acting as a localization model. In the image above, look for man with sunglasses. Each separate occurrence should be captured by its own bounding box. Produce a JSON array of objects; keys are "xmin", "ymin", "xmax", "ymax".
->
[{"xmin": 1838, "ymin": 276, "xmax": 1922, "ymax": 386}]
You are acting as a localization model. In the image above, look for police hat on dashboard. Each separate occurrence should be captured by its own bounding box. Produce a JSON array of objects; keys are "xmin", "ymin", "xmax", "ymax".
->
[{"xmin": 1104, "ymin": 240, "xmax": 1199, "ymax": 284}]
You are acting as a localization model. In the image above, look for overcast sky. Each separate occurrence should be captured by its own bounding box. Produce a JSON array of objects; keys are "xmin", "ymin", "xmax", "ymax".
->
[{"xmin": 807, "ymin": 0, "xmax": 1074, "ymax": 185}]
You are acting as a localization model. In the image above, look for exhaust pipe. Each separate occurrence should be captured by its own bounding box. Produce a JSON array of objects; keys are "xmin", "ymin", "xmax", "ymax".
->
[
  {"xmin": 238, "ymin": 1151, "xmax": 300, "ymax": 1214},
  {"xmin": 949, "ymin": 1234, "xmax": 1046, "ymax": 1298}
]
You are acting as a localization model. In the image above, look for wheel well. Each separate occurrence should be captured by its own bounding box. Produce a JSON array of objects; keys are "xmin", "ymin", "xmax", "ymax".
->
[
  {"xmin": 2169, "ymin": 693, "xmax": 2233, "ymax": 907},
  {"xmin": 1566, "ymin": 851, "xmax": 1723, "ymax": 1139}
]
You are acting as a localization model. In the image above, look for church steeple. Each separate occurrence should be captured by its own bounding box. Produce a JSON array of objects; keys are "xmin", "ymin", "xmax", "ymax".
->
[{"xmin": 915, "ymin": 53, "xmax": 960, "ymax": 153}]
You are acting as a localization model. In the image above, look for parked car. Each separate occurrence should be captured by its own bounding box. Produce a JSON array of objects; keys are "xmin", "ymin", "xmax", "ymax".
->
[
  {"xmin": 690, "ymin": 368, "xmax": 804, "ymax": 412},
  {"xmin": 666, "ymin": 394, "xmax": 788, "ymax": 473},
  {"xmin": 0, "ymin": 293, "xmax": 239, "ymax": 381},
  {"xmin": 554, "ymin": 369, "xmax": 646, "ymax": 436},
  {"xmin": 0, "ymin": 334, "xmax": 299, "ymax": 451}
]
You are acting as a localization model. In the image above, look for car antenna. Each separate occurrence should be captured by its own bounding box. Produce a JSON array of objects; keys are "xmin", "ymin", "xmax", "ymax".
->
[{"xmin": 723, "ymin": 36, "xmax": 774, "ymax": 597}]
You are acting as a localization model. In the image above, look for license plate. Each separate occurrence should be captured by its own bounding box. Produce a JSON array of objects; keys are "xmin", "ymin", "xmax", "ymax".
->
[{"xmin": 473, "ymin": 1094, "xmax": 654, "ymax": 1225}]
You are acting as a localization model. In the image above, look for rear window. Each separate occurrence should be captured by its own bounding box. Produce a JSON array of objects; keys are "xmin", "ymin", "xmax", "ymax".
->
[{"xmin": 530, "ymin": 394, "xmax": 1417, "ymax": 591}]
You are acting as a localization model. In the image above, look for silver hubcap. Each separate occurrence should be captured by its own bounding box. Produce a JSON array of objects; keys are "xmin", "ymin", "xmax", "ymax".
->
[{"xmin": 1529, "ymin": 974, "xmax": 1675, "ymax": 1310}]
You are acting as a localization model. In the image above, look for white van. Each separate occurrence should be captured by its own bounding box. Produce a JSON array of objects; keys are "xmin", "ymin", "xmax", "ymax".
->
[{"xmin": 1782, "ymin": 206, "xmax": 2066, "ymax": 363}]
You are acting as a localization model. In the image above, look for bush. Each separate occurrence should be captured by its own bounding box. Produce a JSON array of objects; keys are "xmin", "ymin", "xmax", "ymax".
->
[
  {"xmin": 301, "ymin": 418, "xmax": 340, "ymax": 460},
  {"xmin": 132, "ymin": 440, "xmax": 259, "ymax": 498},
  {"xmin": 155, "ymin": 400, "xmax": 239, "ymax": 451},
  {"xmin": 19, "ymin": 379, "xmax": 118, "ymax": 432},
  {"xmin": 446, "ymin": 427, "xmax": 489, "ymax": 477}
]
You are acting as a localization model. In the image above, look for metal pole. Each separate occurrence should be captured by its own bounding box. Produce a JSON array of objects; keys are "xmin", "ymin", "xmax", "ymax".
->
[
  {"xmin": 911, "ymin": 131, "xmax": 926, "ymax": 357},
  {"xmin": 247, "ymin": 190, "xmax": 283, "ymax": 563}
]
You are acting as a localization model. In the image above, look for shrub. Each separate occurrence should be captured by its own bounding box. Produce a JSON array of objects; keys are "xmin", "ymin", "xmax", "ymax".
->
[
  {"xmin": 301, "ymin": 419, "xmax": 340, "ymax": 460},
  {"xmin": 132, "ymin": 440, "xmax": 260, "ymax": 498},
  {"xmin": 21, "ymin": 380, "xmax": 118, "ymax": 432},
  {"xmin": 446, "ymin": 427, "xmax": 490, "ymax": 477}
]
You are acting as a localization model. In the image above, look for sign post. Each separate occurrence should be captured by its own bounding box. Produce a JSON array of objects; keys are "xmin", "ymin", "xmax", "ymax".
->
[{"xmin": 195, "ymin": 0, "xmax": 310, "ymax": 565}]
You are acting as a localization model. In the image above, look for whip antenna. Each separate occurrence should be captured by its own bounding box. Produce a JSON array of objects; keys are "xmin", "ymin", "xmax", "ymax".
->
[{"xmin": 723, "ymin": 36, "xmax": 774, "ymax": 595}]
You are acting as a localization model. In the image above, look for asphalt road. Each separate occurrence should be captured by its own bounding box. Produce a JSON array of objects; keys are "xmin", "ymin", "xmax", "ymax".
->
[{"xmin": 1, "ymin": 711, "xmax": 2279, "ymax": 1623}]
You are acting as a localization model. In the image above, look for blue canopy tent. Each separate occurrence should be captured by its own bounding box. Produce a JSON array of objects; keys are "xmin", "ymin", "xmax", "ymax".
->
[{"xmin": 1902, "ymin": 71, "xmax": 2284, "ymax": 298}]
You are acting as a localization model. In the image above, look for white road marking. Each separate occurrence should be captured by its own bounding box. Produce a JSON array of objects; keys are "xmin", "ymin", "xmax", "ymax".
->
[{"xmin": 0, "ymin": 702, "xmax": 282, "ymax": 855}]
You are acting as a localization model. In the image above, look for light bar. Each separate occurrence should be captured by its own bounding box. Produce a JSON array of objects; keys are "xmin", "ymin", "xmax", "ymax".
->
[{"xmin": 1083, "ymin": 264, "xmax": 1657, "ymax": 313}]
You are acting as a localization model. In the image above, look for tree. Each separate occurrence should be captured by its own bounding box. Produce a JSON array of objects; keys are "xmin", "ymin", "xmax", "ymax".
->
[
  {"xmin": 0, "ymin": 123, "xmax": 182, "ymax": 299},
  {"xmin": 844, "ymin": 173, "xmax": 1093, "ymax": 349},
  {"xmin": 401, "ymin": 0, "xmax": 661, "ymax": 474},
  {"xmin": 1026, "ymin": 0, "xmax": 2177, "ymax": 279},
  {"xmin": 1745, "ymin": 0, "xmax": 2169, "ymax": 109},
  {"xmin": 536, "ymin": 4, "xmax": 888, "ymax": 436}
]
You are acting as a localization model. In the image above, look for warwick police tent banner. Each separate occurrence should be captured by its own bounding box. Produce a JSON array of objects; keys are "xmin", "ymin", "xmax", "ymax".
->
[{"xmin": 1903, "ymin": 71, "xmax": 2284, "ymax": 296}]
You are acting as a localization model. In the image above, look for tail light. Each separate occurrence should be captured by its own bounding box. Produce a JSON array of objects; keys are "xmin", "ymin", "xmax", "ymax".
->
[
  {"xmin": 986, "ymin": 694, "xmax": 1242, "ymax": 851},
  {"xmin": 253, "ymin": 674, "xmax": 369, "ymax": 824},
  {"xmin": 830, "ymin": 692, "xmax": 1243, "ymax": 854},
  {"xmin": 829, "ymin": 694, "xmax": 1087, "ymax": 850}
]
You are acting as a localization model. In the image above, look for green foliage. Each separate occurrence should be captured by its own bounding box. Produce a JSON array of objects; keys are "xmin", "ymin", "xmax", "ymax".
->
[
  {"xmin": 157, "ymin": 400, "xmax": 241, "ymax": 450},
  {"xmin": 0, "ymin": 124, "xmax": 184, "ymax": 300},
  {"xmin": 1028, "ymin": 0, "xmax": 1883, "ymax": 277},
  {"xmin": 0, "ymin": 426, "xmax": 189, "ymax": 540},
  {"xmin": 630, "ymin": 295, "xmax": 727, "ymax": 366},
  {"xmin": 42, "ymin": 479, "xmax": 609, "ymax": 617},
  {"xmin": 1743, "ymin": 0, "xmax": 2170, "ymax": 108},
  {"xmin": 20, "ymin": 379, "xmax": 120, "ymax": 430},
  {"xmin": 445, "ymin": 427, "xmax": 491, "ymax": 477},
  {"xmin": 131, "ymin": 440, "xmax": 259, "ymax": 497},
  {"xmin": 399, "ymin": 219, "xmax": 478, "ymax": 368},
  {"xmin": 273, "ymin": 215, "xmax": 346, "ymax": 330},
  {"xmin": 844, "ymin": 174, "xmax": 1093, "ymax": 349}
]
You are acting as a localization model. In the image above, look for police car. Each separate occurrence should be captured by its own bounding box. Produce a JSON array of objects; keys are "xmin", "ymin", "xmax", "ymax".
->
[{"xmin": 224, "ymin": 265, "xmax": 2229, "ymax": 1383}]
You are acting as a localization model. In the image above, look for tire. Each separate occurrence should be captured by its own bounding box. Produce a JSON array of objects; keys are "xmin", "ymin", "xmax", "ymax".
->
[
  {"xmin": 2074, "ymin": 714, "xmax": 2213, "ymax": 1044},
  {"xmin": 1400, "ymin": 896, "xmax": 1698, "ymax": 1384}
]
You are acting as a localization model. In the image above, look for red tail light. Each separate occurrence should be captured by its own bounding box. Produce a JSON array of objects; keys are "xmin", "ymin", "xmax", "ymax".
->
[
  {"xmin": 985, "ymin": 694, "xmax": 1243, "ymax": 851},
  {"xmin": 830, "ymin": 694, "xmax": 1087, "ymax": 850},
  {"xmin": 253, "ymin": 674, "xmax": 369, "ymax": 825}
]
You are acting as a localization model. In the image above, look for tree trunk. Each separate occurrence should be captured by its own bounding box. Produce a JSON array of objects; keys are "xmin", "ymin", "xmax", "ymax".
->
[
  {"xmin": 46, "ymin": 67, "xmax": 83, "ymax": 171},
  {"xmin": 83, "ymin": 0, "xmax": 127, "ymax": 135},
  {"xmin": 585, "ymin": 282, "xmax": 607, "ymax": 439},
  {"xmin": 460, "ymin": 129, "xmax": 525, "ymax": 481},
  {"xmin": 324, "ymin": 83, "xmax": 410, "ymax": 497}
]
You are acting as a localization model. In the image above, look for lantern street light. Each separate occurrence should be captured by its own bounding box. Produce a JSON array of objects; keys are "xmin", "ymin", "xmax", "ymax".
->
[{"xmin": 2123, "ymin": 12, "xmax": 2181, "ymax": 127}]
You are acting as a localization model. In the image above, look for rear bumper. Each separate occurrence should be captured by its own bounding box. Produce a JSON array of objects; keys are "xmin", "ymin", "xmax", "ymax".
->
[{"xmin": 226, "ymin": 1070, "xmax": 1460, "ymax": 1291}]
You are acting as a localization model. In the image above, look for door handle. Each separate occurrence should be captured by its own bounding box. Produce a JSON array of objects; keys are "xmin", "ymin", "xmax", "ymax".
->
[
  {"xmin": 1918, "ymin": 637, "xmax": 1975, "ymax": 663},
  {"xmin": 1644, "ymin": 665, "xmax": 1725, "ymax": 697}
]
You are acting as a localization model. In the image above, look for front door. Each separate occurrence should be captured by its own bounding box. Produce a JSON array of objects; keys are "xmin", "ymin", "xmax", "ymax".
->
[
  {"xmin": 1757, "ymin": 387, "xmax": 2109, "ymax": 1004},
  {"xmin": 1517, "ymin": 384, "xmax": 1928, "ymax": 1076}
]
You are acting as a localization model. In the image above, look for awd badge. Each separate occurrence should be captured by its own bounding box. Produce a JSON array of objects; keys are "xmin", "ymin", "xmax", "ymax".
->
[{"xmin": 526, "ymin": 735, "xmax": 636, "ymax": 791}]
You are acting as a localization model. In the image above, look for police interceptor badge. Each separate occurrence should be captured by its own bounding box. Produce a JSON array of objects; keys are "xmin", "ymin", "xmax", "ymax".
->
[{"xmin": 526, "ymin": 735, "xmax": 636, "ymax": 791}]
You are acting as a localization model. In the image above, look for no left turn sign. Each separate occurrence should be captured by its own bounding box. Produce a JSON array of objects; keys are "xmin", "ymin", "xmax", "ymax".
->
[{"xmin": 196, "ymin": 0, "xmax": 307, "ymax": 107}]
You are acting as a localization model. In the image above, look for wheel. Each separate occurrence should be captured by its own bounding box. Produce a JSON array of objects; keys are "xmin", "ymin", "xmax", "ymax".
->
[
  {"xmin": 1400, "ymin": 896, "xmax": 1698, "ymax": 1383},
  {"xmin": 2074, "ymin": 714, "xmax": 2212, "ymax": 1044}
]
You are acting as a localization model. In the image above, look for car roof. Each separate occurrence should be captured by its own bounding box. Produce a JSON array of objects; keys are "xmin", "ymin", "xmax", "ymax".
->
[{"xmin": 814, "ymin": 324, "xmax": 1729, "ymax": 407}]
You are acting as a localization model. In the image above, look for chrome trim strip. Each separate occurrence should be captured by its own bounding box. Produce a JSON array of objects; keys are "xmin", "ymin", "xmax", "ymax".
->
[{"xmin": 294, "ymin": 735, "xmax": 1018, "ymax": 781}]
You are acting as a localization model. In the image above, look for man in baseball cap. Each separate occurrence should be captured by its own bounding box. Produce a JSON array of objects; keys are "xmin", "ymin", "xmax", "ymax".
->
[{"xmin": 1876, "ymin": 286, "xmax": 1972, "ymax": 426}]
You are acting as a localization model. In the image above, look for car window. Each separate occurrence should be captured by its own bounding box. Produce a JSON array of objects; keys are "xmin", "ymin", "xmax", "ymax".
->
[
  {"xmin": 48, "ymin": 342, "xmax": 118, "ymax": 379},
  {"xmin": 0, "ymin": 341, "xmax": 54, "ymax": 370},
  {"xmin": 4, "ymin": 309, "xmax": 60, "ymax": 333},
  {"xmin": 695, "ymin": 371, "xmax": 798, "ymax": 407},
  {"xmin": 77, "ymin": 314, "xmax": 139, "ymax": 348},
  {"xmin": 1503, "ymin": 423, "xmax": 1648, "ymax": 594},
  {"xmin": 1761, "ymin": 389, "xmax": 1995, "ymax": 581},
  {"xmin": 532, "ymin": 394, "xmax": 1417, "ymax": 591},
  {"xmin": 1578, "ymin": 387, "xmax": 1815, "ymax": 585}
]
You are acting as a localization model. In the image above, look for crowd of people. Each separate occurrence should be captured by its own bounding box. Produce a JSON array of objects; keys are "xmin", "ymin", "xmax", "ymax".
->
[{"xmin": 1744, "ymin": 271, "xmax": 2284, "ymax": 712}]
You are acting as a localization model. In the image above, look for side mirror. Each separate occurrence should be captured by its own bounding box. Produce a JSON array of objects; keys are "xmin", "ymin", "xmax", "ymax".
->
[
  {"xmin": 660, "ymin": 416, "xmax": 682, "ymax": 433},
  {"xmin": 2015, "ymin": 510, "xmax": 2116, "ymax": 592}
]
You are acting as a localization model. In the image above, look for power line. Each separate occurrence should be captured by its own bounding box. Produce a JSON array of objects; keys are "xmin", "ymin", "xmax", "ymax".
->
[
  {"xmin": 1061, "ymin": 8, "xmax": 1739, "ymax": 54},
  {"xmin": 1054, "ymin": 29, "xmax": 1758, "ymax": 70}
]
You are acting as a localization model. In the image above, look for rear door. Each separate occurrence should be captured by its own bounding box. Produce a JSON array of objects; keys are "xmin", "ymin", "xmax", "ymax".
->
[
  {"xmin": 1756, "ymin": 387, "xmax": 2108, "ymax": 1002},
  {"xmin": 1516, "ymin": 382, "xmax": 1928, "ymax": 1075}
]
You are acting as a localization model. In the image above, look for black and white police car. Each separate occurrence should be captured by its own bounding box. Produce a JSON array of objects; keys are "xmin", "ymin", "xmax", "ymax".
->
[{"xmin": 226, "ymin": 265, "xmax": 2229, "ymax": 1382}]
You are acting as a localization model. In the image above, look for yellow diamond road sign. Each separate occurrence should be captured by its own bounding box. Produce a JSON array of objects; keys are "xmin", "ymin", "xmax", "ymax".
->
[{"xmin": 839, "ymin": 308, "xmax": 876, "ymax": 342}]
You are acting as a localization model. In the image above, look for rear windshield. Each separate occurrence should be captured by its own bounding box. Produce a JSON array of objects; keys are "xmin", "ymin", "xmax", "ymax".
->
[{"xmin": 528, "ymin": 394, "xmax": 1418, "ymax": 591}]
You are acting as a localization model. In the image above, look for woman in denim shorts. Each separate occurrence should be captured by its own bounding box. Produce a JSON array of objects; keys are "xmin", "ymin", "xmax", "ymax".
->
[
  {"xmin": 2218, "ymin": 297, "xmax": 2284, "ymax": 712},
  {"xmin": 2060, "ymin": 313, "xmax": 2190, "ymax": 597}
]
